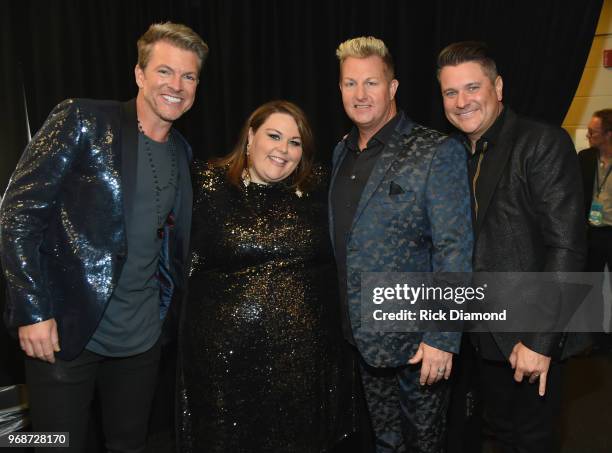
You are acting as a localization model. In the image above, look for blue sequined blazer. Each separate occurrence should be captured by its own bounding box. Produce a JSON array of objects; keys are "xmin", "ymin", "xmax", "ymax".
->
[
  {"xmin": 329, "ymin": 112, "xmax": 473, "ymax": 368},
  {"xmin": 0, "ymin": 98, "xmax": 193, "ymax": 360}
]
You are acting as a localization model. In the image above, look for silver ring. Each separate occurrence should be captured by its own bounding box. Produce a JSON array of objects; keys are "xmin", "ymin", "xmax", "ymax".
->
[{"xmin": 437, "ymin": 367, "xmax": 445, "ymax": 374}]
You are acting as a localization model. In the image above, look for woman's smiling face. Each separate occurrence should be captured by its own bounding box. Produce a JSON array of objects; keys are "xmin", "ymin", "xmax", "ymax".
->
[{"xmin": 247, "ymin": 112, "xmax": 303, "ymax": 184}]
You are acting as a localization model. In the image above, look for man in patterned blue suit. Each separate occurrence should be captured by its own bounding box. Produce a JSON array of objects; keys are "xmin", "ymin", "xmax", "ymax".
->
[{"xmin": 329, "ymin": 36, "xmax": 473, "ymax": 452}]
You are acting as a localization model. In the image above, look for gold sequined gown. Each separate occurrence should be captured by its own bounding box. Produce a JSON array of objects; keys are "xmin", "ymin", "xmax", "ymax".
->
[{"xmin": 178, "ymin": 164, "xmax": 357, "ymax": 452}]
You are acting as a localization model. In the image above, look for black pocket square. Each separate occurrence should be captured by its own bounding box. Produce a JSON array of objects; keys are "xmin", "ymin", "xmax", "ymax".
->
[{"xmin": 389, "ymin": 182, "xmax": 405, "ymax": 195}]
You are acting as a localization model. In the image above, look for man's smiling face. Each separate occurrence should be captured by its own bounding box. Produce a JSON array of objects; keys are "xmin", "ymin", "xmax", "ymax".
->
[
  {"xmin": 135, "ymin": 40, "xmax": 200, "ymax": 126},
  {"xmin": 439, "ymin": 61, "xmax": 503, "ymax": 145},
  {"xmin": 339, "ymin": 55, "xmax": 398, "ymax": 134}
]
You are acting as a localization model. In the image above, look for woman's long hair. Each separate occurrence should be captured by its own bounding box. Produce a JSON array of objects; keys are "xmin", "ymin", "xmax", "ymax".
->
[{"xmin": 213, "ymin": 100, "xmax": 315, "ymax": 190}]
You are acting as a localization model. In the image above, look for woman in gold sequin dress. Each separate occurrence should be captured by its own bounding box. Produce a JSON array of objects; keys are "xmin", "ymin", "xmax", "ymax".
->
[{"xmin": 178, "ymin": 101, "xmax": 357, "ymax": 452}]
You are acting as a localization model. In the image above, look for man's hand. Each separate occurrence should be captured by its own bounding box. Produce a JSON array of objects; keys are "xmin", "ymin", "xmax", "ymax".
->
[
  {"xmin": 408, "ymin": 342, "xmax": 453, "ymax": 385},
  {"xmin": 508, "ymin": 341, "xmax": 551, "ymax": 396},
  {"xmin": 18, "ymin": 319, "xmax": 60, "ymax": 363}
]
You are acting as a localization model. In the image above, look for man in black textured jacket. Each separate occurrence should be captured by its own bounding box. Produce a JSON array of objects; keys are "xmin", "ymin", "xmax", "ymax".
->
[{"xmin": 437, "ymin": 41, "xmax": 586, "ymax": 452}]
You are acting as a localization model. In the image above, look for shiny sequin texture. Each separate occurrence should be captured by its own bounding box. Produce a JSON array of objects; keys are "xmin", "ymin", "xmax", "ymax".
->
[
  {"xmin": 1, "ymin": 99, "xmax": 124, "ymax": 353},
  {"xmin": 178, "ymin": 163, "xmax": 358, "ymax": 452},
  {"xmin": 0, "ymin": 98, "xmax": 193, "ymax": 361}
]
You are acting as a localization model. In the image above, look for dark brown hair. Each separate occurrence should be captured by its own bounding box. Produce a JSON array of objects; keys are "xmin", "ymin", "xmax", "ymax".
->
[
  {"xmin": 594, "ymin": 109, "xmax": 612, "ymax": 134},
  {"xmin": 214, "ymin": 100, "xmax": 315, "ymax": 190},
  {"xmin": 437, "ymin": 41, "xmax": 498, "ymax": 82}
]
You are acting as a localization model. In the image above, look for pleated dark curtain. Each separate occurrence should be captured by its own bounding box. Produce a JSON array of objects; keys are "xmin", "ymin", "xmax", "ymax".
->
[
  {"xmin": 1, "ymin": 0, "xmax": 602, "ymax": 176},
  {"xmin": 0, "ymin": 0, "xmax": 603, "ymax": 383}
]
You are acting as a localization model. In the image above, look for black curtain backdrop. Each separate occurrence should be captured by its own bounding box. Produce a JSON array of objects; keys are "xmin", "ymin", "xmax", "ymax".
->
[
  {"xmin": 1, "ymin": 0, "xmax": 603, "ymax": 186},
  {"xmin": 0, "ymin": 0, "xmax": 603, "ymax": 384}
]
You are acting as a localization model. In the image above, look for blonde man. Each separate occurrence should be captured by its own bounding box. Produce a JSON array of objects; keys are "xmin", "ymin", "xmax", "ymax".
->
[{"xmin": 329, "ymin": 36, "xmax": 472, "ymax": 452}]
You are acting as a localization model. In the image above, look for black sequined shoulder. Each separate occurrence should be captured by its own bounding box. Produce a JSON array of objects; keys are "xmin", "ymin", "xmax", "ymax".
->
[{"xmin": 191, "ymin": 160, "xmax": 229, "ymax": 204}]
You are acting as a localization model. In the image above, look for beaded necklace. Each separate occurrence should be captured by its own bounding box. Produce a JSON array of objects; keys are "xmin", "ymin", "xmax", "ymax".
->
[{"xmin": 137, "ymin": 121, "xmax": 177, "ymax": 238}]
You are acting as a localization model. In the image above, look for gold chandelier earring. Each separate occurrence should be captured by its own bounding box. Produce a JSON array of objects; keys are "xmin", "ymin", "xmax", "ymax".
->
[{"xmin": 242, "ymin": 142, "xmax": 252, "ymax": 187}]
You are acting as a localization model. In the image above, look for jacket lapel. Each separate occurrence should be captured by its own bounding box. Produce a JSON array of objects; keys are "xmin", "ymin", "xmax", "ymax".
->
[
  {"xmin": 120, "ymin": 99, "xmax": 138, "ymax": 225},
  {"xmin": 350, "ymin": 113, "xmax": 414, "ymax": 233},
  {"xmin": 473, "ymin": 109, "xmax": 516, "ymax": 237}
]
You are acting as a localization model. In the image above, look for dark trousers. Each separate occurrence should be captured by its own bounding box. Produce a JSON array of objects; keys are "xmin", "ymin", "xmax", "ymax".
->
[
  {"xmin": 479, "ymin": 358, "xmax": 562, "ymax": 453},
  {"xmin": 446, "ymin": 337, "xmax": 482, "ymax": 453},
  {"xmin": 586, "ymin": 226, "xmax": 612, "ymax": 333},
  {"xmin": 24, "ymin": 339, "xmax": 161, "ymax": 453},
  {"xmin": 587, "ymin": 226, "xmax": 612, "ymax": 273},
  {"xmin": 359, "ymin": 358, "xmax": 449, "ymax": 453}
]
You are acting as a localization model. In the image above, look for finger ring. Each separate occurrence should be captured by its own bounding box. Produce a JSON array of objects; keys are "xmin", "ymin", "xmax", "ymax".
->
[{"xmin": 437, "ymin": 367, "xmax": 445, "ymax": 374}]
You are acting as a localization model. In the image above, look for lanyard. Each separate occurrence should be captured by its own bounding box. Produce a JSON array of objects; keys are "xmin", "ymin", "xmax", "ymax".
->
[{"xmin": 596, "ymin": 155, "xmax": 612, "ymax": 197}]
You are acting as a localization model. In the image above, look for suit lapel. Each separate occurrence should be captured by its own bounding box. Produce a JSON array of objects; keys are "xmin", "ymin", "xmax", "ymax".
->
[
  {"xmin": 473, "ymin": 110, "xmax": 516, "ymax": 237},
  {"xmin": 120, "ymin": 100, "xmax": 138, "ymax": 225},
  {"xmin": 350, "ymin": 146, "xmax": 396, "ymax": 232},
  {"xmin": 350, "ymin": 113, "xmax": 413, "ymax": 233}
]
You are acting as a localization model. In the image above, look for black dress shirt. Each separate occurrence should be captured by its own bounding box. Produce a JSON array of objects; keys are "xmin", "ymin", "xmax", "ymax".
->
[
  {"xmin": 462, "ymin": 107, "xmax": 508, "ymax": 360},
  {"xmin": 331, "ymin": 113, "xmax": 401, "ymax": 344},
  {"xmin": 465, "ymin": 107, "xmax": 507, "ymax": 230}
]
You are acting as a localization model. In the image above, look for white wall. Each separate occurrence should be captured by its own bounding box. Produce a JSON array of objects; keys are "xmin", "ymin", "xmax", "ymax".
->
[{"xmin": 563, "ymin": 0, "xmax": 612, "ymax": 150}]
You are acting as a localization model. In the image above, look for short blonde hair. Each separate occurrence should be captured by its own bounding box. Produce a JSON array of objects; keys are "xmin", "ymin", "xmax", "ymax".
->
[{"xmin": 336, "ymin": 36, "xmax": 395, "ymax": 79}]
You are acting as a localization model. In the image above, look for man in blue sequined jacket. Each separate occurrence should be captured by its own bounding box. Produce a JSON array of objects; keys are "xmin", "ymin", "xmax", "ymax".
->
[
  {"xmin": 0, "ymin": 22, "xmax": 207, "ymax": 452},
  {"xmin": 329, "ymin": 36, "xmax": 472, "ymax": 453}
]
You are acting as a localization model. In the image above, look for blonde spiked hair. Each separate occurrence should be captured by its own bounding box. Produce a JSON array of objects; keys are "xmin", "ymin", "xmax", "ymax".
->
[{"xmin": 336, "ymin": 36, "xmax": 395, "ymax": 80}]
